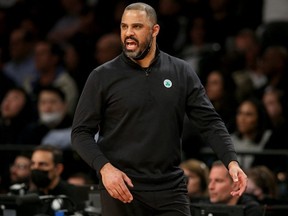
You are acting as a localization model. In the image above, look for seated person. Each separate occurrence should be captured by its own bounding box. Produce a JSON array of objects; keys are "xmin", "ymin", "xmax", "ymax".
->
[
  {"xmin": 28, "ymin": 145, "xmax": 85, "ymax": 215},
  {"xmin": 179, "ymin": 159, "xmax": 209, "ymax": 202},
  {"xmin": 9, "ymin": 152, "xmax": 32, "ymax": 194},
  {"xmin": 0, "ymin": 87, "xmax": 35, "ymax": 144},
  {"xmin": 20, "ymin": 86, "xmax": 73, "ymax": 149},
  {"xmin": 208, "ymin": 160, "xmax": 263, "ymax": 216},
  {"xmin": 245, "ymin": 165, "xmax": 288, "ymax": 205},
  {"xmin": 230, "ymin": 98, "xmax": 272, "ymax": 170}
]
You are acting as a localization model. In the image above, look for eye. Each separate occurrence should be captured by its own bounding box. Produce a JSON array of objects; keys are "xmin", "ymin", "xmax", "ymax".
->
[
  {"xmin": 120, "ymin": 24, "xmax": 128, "ymax": 30},
  {"xmin": 134, "ymin": 24, "xmax": 142, "ymax": 29}
]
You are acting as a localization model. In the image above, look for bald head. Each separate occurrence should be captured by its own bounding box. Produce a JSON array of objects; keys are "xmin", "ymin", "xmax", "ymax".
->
[{"xmin": 124, "ymin": 2, "xmax": 157, "ymax": 26}]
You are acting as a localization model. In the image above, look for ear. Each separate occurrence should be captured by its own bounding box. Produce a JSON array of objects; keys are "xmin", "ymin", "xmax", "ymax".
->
[
  {"xmin": 152, "ymin": 24, "xmax": 160, "ymax": 37},
  {"xmin": 55, "ymin": 163, "xmax": 64, "ymax": 175}
]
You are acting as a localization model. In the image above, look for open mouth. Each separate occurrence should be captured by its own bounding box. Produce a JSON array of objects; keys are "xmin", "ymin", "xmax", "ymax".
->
[{"xmin": 125, "ymin": 39, "xmax": 138, "ymax": 50}]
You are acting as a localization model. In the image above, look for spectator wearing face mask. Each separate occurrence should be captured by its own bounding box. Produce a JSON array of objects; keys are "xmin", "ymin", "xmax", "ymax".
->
[
  {"xmin": 19, "ymin": 86, "xmax": 73, "ymax": 149},
  {"xmin": 28, "ymin": 145, "xmax": 84, "ymax": 214}
]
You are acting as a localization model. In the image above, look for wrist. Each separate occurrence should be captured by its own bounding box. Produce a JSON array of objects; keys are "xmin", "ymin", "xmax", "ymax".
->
[
  {"xmin": 100, "ymin": 162, "xmax": 111, "ymax": 175},
  {"xmin": 228, "ymin": 161, "xmax": 239, "ymax": 169}
]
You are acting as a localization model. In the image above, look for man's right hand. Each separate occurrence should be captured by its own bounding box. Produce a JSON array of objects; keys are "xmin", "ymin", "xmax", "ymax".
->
[{"xmin": 100, "ymin": 163, "xmax": 134, "ymax": 203}]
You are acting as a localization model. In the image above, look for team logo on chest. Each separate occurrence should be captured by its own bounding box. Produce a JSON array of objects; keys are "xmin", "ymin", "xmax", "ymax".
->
[{"xmin": 163, "ymin": 79, "xmax": 172, "ymax": 88}]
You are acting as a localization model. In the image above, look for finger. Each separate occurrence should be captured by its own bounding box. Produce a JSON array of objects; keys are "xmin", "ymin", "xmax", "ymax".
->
[
  {"xmin": 109, "ymin": 188, "xmax": 127, "ymax": 203},
  {"xmin": 118, "ymin": 183, "xmax": 133, "ymax": 203},
  {"xmin": 231, "ymin": 171, "xmax": 239, "ymax": 182},
  {"xmin": 230, "ymin": 186, "xmax": 241, "ymax": 196},
  {"xmin": 123, "ymin": 174, "xmax": 134, "ymax": 188},
  {"xmin": 231, "ymin": 180, "xmax": 246, "ymax": 196},
  {"xmin": 107, "ymin": 188, "xmax": 118, "ymax": 199}
]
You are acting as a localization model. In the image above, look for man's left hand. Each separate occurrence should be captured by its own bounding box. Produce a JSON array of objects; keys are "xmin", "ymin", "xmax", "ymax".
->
[{"xmin": 228, "ymin": 161, "xmax": 248, "ymax": 196}]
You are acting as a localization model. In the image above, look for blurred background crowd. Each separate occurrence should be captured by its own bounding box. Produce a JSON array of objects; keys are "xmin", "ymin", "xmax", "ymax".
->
[{"xmin": 0, "ymin": 0, "xmax": 288, "ymax": 209}]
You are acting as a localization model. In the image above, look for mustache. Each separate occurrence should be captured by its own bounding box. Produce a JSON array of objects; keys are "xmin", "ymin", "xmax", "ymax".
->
[{"xmin": 125, "ymin": 36, "xmax": 139, "ymax": 44}]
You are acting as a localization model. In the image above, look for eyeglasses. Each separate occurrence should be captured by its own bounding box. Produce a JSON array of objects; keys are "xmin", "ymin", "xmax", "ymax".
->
[{"xmin": 10, "ymin": 164, "xmax": 30, "ymax": 170}]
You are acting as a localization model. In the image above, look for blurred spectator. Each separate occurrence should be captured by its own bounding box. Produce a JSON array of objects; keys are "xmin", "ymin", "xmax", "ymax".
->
[
  {"xmin": 157, "ymin": 0, "xmax": 188, "ymax": 55},
  {"xmin": 208, "ymin": 160, "xmax": 263, "ymax": 216},
  {"xmin": 245, "ymin": 165, "xmax": 277, "ymax": 203},
  {"xmin": 67, "ymin": 172, "xmax": 95, "ymax": 186},
  {"xmin": 63, "ymin": 39, "xmax": 93, "ymax": 92},
  {"xmin": 205, "ymin": 0, "xmax": 241, "ymax": 50},
  {"xmin": 177, "ymin": 16, "xmax": 221, "ymax": 80},
  {"xmin": 28, "ymin": 145, "xmax": 84, "ymax": 214},
  {"xmin": 26, "ymin": 40, "xmax": 79, "ymax": 115},
  {"xmin": 230, "ymin": 29, "xmax": 267, "ymax": 102},
  {"xmin": 181, "ymin": 70, "xmax": 237, "ymax": 159},
  {"xmin": 179, "ymin": 159, "xmax": 209, "ymax": 202},
  {"xmin": 47, "ymin": 0, "xmax": 96, "ymax": 46},
  {"xmin": 0, "ymin": 0, "xmax": 62, "ymax": 38},
  {"xmin": 0, "ymin": 47, "xmax": 16, "ymax": 102},
  {"xmin": 256, "ymin": 45, "xmax": 288, "ymax": 100},
  {"xmin": 0, "ymin": 87, "xmax": 35, "ymax": 144},
  {"xmin": 19, "ymin": 86, "xmax": 73, "ymax": 149},
  {"xmin": 94, "ymin": 32, "xmax": 122, "ymax": 66},
  {"xmin": 251, "ymin": 88, "xmax": 288, "ymax": 174},
  {"xmin": 263, "ymin": 88, "xmax": 288, "ymax": 130},
  {"xmin": 262, "ymin": 88, "xmax": 288, "ymax": 149},
  {"xmin": 245, "ymin": 165, "xmax": 288, "ymax": 205},
  {"xmin": 230, "ymin": 98, "xmax": 272, "ymax": 169},
  {"xmin": 204, "ymin": 70, "xmax": 237, "ymax": 132},
  {"xmin": 0, "ymin": 70, "xmax": 15, "ymax": 103},
  {"xmin": 93, "ymin": 0, "xmax": 129, "ymax": 35},
  {"xmin": 9, "ymin": 152, "xmax": 33, "ymax": 195},
  {"xmin": 3, "ymin": 28, "xmax": 38, "ymax": 88}
]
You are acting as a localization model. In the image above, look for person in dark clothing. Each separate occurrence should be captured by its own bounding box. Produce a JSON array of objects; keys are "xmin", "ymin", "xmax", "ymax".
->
[
  {"xmin": 208, "ymin": 160, "xmax": 263, "ymax": 216},
  {"xmin": 0, "ymin": 87, "xmax": 35, "ymax": 144},
  {"xmin": 20, "ymin": 86, "xmax": 73, "ymax": 149},
  {"xmin": 0, "ymin": 71, "xmax": 16, "ymax": 103},
  {"xmin": 28, "ymin": 145, "xmax": 84, "ymax": 215},
  {"xmin": 0, "ymin": 47, "xmax": 16, "ymax": 102},
  {"xmin": 71, "ymin": 2, "xmax": 248, "ymax": 216}
]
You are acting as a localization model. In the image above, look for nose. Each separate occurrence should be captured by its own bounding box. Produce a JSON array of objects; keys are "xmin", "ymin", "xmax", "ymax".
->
[
  {"xmin": 208, "ymin": 181, "xmax": 214, "ymax": 190},
  {"xmin": 31, "ymin": 163, "xmax": 39, "ymax": 169},
  {"xmin": 125, "ymin": 26, "xmax": 134, "ymax": 37}
]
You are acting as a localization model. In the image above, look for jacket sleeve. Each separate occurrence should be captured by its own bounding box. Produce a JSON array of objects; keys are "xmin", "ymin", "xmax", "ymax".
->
[
  {"xmin": 71, "ymin": 69, "xmax": 109, "ymax": 175},
  {"xmin": 185, "ymin": 66, "xmax": 238, "ymax": 168}
]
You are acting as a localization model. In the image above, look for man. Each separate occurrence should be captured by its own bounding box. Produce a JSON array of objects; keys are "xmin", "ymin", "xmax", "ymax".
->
[
  {"xmin": 94, "ymin": 32, "xmax": 122, "ymax": 66},
  {"xmin": 20, "ymin": 86, "xmax": 72, "ymax": 149},
  {"xmin": 26, "ymin": 40, "xmax": 79, "ymax": 115},
  {"xmin": 9, "ymin": 153, "xmax": 32, "ymax": 189},
  {"xmin": 208, "ymin": 161, "xmax": 263, "ymax": 216},
  {"xmin": 3, "ymin": 28, "xmax": 38, "ymax": 88},
  {"xmin": 29, "ymin": 145, "xmax": 83, "ymax": 214},
  {"xmin": 71, "ymin": 2, "xmax": 247, "ymax": 216}
]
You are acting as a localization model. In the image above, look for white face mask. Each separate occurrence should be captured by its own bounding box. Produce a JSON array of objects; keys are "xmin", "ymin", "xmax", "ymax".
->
[{"xmin": 40, "ymin": 112, "xmax": 63, "ymax": 127}]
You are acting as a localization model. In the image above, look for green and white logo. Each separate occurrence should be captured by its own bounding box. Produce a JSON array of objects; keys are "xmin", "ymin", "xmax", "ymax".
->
[{"xmin": 163, "ymin": 79, "xmax": 172, "ymax": 88}]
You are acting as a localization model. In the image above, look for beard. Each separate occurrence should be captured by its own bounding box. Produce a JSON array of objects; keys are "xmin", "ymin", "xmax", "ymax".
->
[{"xmin": 122, "ymin": 34, "xmax": 153, "ymax": 60}]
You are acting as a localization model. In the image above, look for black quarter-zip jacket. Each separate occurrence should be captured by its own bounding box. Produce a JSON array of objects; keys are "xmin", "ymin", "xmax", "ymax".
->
[{"xmin": 71, "ymin": 48, "xmax": 238, "ymax": 190}]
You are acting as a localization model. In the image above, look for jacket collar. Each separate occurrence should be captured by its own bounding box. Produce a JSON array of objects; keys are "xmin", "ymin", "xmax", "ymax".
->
[{"xmin": 121, "ymin": 45, "xmax": 160, "ymax": 69}]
